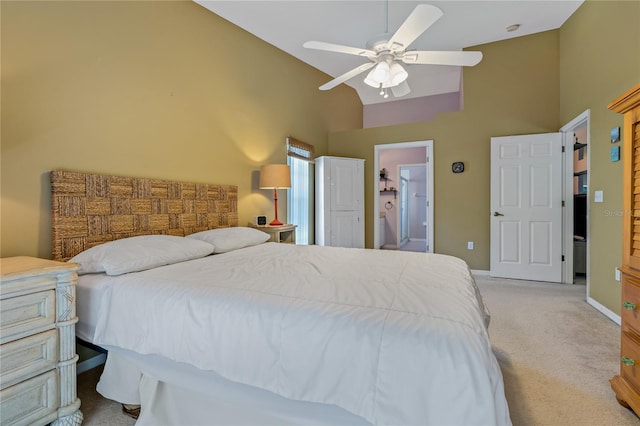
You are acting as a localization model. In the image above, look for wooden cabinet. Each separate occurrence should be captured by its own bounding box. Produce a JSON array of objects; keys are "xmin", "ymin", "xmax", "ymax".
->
[
  {"xmin": 609, "ymin": 83, "xmax": 640, "ymax": 416},
  {"xmin": 251, "ymin": 224, "xmax": 296, "ymax": 244},
  {"xmin": 315, "ymin": 156, "xmax": 365, "ymax": 248},
  {"xmin": 0, "ymin": 257, "xmax": 82, "ymax": 426}
]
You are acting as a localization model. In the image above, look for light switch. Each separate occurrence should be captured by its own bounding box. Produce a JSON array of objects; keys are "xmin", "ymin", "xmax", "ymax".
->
[{"xmin": 594, "ymin": 190, "xmax": 603, "ymax": 203}]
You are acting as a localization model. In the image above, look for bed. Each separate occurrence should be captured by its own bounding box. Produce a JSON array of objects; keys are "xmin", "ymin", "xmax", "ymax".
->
[{"xmin": 51, "ymin": 170, "xmax": 511, "ymax": 425}]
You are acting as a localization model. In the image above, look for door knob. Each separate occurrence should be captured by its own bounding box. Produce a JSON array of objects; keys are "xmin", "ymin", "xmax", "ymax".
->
[{"xmin": 493, "ymin": 212, "xmax": 504, "ymax": 216}]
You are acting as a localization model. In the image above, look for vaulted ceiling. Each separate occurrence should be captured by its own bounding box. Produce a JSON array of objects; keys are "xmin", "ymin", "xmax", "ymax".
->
[{"xmin": 195, "ymin": 1, "xmax": 583, "ymax": 106}]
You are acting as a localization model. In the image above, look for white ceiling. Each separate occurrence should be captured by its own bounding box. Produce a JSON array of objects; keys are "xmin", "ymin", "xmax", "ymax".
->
[{"xmin": 195, "ymin": 1, "xmax": 583, "ymax": 105}]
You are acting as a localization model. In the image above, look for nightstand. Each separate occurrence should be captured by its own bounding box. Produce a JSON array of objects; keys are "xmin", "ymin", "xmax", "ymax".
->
[
  {"xmin": 251, "ymin": 224, "xmax": 297, "ymax": 244},
  {"xmin": 0, "ymin": 257, "xmax": 83, "ymax": 426}
]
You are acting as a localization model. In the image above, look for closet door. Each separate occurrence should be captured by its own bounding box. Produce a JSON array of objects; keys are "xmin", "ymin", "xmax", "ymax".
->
[
  {"xmin": 329, "ymin": 158, "xmax": 362, "ymax": 212},
  {"xmin": 330, "ymin": 211, "xmax": 361, "ymax": 248},
  {"xmin": 315, "ymin": 156, "xmax": 364, "ymax": 248}
]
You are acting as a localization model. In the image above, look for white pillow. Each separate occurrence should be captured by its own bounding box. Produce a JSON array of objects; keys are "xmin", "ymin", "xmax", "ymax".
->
[
  {"xmin": 69, "ymin": 235, "xmax": 215, "ymax": 276},
  {"xmin": 187, "ymin": 227, "xmax": 270, "ymax": 254}
]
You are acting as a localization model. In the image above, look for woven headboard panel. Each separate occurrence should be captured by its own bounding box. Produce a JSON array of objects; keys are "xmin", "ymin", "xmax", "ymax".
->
[{"xmin": 51, "ymin": 170, "xmax": 238, "ymax": 261}]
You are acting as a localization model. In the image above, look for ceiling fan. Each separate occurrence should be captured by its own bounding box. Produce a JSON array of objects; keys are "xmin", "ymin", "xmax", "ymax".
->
[{"xmin": 303, "ymin": 4, "xmax": 483, "ymax": 99}]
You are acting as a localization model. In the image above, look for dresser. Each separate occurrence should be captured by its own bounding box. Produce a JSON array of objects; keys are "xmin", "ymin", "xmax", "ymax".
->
[
  {"xmin": 0, "ymin": 257, "xmax": 83, "ymax": 426},
  {"xmin": 609, "ymin": 83, "xmax": 640, "ymax": 416}
]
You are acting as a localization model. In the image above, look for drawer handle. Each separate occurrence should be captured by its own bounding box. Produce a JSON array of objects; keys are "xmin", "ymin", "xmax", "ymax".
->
[
  {"xmin": 623, "ymin": 301, "xmax": 637, "ymax": 310},
  {"xmin": 622, "ymin": 356, "xmax": 635, "ymax": 366}
]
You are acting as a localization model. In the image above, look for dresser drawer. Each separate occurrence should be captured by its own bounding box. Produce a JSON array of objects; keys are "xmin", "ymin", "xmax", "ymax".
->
[
  {"xmin": 0, "ymin": 290, "xmax": 55, "ymax": 345},
  {"xmin": 0, "ymin": 370, "xmax": 58, "ymax": 426},
  {"xmin": 0, "ymin": 329, "xmax": 58, "ymax": 390},
  {"xmin": 621, "ymin": 331, "xmax": 640, "ymax": 391},
  {"xmin": 621, "ymin": 274, "xmax": 640, "ymax": 332}
]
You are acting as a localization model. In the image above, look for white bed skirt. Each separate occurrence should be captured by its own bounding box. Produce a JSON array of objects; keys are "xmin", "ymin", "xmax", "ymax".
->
[{"xmin": 98, "ymin": 347, "xmax": 371, "ymax": 425}]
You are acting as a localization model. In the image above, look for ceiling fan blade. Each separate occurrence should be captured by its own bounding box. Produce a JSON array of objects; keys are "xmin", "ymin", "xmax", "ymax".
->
[
  {"xmin": 387, "ymin": 4, "xmax": 444, "ymax": 52},
  {"xmin": 391, "ymin": 81, "xmax": 411, "ymax": 98},
  {"xmin": 319, "ymin": 62, "xmax": 376, "ymax": 91},
  {"xmin": 303, "ymin": 41, "xmax": 376, "ymax": 58},
  {"xmin": 401, "ymin": 51, "xmax": 483, "ymax": 66}
]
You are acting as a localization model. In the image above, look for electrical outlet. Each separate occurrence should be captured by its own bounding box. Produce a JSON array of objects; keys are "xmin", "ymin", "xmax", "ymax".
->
[
  {"xmin": 467, "ymin": 241, "xmax": 474, "ymax": 250},
  {"xmin": 615, "ymin": 268, "xmax": 621, "ymax": 281}
]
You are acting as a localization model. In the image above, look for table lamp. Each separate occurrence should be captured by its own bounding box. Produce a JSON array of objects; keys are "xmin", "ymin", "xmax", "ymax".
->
[{"xmin": 259, "ymin": 164, "xmax": 291, "ymax": 226}]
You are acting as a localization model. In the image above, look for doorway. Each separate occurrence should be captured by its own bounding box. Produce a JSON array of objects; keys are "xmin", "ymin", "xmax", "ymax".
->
[
  {"xmin": 373, "ymin": 140, "xmax": 433, "ymax": 252},
  {"xmin": 488, "ymin": 110, "xmax": 590, "ymax": 285},
  {"xmin": 560, "ymin": 110, "xmax": 590, "ymax": 287}
]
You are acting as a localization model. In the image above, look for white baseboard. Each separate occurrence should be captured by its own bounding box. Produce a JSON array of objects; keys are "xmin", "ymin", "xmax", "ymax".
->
[
  {"xmin": 77, "ymin": 353, "xmax": 107, "ymax": 374},
  {"xmin": 471, "ymin": 269, "xmax": 490, "ymax": 276},
  {"xmin": 587, "ymin": 296, "xmax": 621, "ymax": 326}
]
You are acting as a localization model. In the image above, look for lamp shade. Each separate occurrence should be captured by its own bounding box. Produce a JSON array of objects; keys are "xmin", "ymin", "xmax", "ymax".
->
[{"xmin": 260, "ymin": 164, "xmax": 291, "ymax": 189}]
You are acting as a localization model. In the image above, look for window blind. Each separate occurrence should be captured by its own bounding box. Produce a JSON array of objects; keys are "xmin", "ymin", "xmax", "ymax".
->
[{"xmin": 287, "ymin": 136, "xmax": 314, "ymax": 162}]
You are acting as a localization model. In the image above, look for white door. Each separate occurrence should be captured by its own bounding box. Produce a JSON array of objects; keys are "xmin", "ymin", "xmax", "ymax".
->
[
  {"xmin": 330, "ymin": 159, "xmax": 360, "ymax": 211},
  {"xmin": 490, "ymin": 133, "xmax": 563, "ymax": 282},
  {"xmin": 331, "ymin": 211, "xmax": 362, "ymax": 248},
  {"xmin": 328, "ymin": 157, "xmax": 364, "ymax": 248}
]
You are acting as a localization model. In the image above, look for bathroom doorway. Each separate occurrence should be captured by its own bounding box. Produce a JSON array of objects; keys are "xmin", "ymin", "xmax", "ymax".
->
[{"xmin": 373, "ymin": 140, "xmax": 433, "ymax": 252}]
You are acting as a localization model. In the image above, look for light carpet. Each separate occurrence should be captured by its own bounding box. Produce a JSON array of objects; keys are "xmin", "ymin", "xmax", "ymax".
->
[{"xmin": 77, "ymin": 274, "xmax": 639, "ymax": 425}]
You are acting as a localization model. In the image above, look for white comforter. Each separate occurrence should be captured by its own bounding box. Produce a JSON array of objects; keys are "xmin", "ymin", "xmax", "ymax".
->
[{"xmin": 92, "ymin": 243, "xmax": 511, "ymax": 425}]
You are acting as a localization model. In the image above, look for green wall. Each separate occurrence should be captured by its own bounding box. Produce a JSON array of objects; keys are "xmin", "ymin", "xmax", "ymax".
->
[
  {"xmin": 329, "ymin": 30, "xmax": 561, "ymax": 270},
  {"xmin": 559, "ymin": 0, "xmax": 640, "ymax": 315},
  {"xmin": 0, "ymin": 0, "xmax": 362, "ymax": 258}
]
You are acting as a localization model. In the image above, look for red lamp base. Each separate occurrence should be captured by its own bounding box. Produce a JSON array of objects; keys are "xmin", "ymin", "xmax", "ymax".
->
[{"xmin": 270, "ymin": 188, "xmax": 284, "ymax": 227}]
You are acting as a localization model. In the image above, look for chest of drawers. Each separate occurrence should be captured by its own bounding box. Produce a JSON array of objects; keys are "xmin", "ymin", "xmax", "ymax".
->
[
  {"xmin": 609, "ymin": 84, "xmax": 640, "ymax": 416},
  {"xmin": 0, "ymin": 256, "xmax": 83, "ymax": 425}
]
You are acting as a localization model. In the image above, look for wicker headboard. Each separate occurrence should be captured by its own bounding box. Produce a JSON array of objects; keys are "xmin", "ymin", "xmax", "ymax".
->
[{"xmin": 51, "ymin": 170, "xmax": 238, "ymax": 261}]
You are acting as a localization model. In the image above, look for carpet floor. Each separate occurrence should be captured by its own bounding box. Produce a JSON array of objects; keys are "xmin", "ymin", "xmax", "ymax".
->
[{"xmin": 77, "ymin": 274, "xmax": 640, "ymax": 425}]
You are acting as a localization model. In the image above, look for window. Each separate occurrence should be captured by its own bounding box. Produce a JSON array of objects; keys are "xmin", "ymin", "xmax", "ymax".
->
[{"xmin": 286, "ymin": 137, "xmax": 314, "ymax": 245}]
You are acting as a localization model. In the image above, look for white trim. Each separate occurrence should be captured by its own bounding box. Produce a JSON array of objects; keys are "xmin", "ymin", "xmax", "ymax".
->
[
  {"xmin": 374, "ymin": 140, "xmax": 434, "ymax": 252},
  {"xmin": 561, "ymin": 130, "xmax": 574, "ymax": 283},
  {"xmin": 559, "ymin": 110, "xmax": 590, "ymax": 288},
  {"xmin": 76, "ymin": 353, "xmax": 107, "ymax": 374},
  {"xmin": 587, "ymin": 296, "xmax": 621, "ymax": 326},
  {"xmin": 471, "ymin": 269, "xmax": 490, "ymax": 276}
]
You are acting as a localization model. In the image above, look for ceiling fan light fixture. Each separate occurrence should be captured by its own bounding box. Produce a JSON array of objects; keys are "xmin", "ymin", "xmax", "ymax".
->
[
  {"xmin": 365, "ymin": 61, "xmax": 407, "ymax": 89},
  {"xmin": 371, "ymin": 61, "xmax": 390, "ymax": 84},
  {"xmin": 364, "ymin": 68, "xmax": 381, "ymax": 88},
  {"xmin": 389, "ymin": 62, "xmax": 408, "ymax": 85},
  {"xmin": 303, "ymin": 4, "xmax": 481, "ymax": 102}
]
